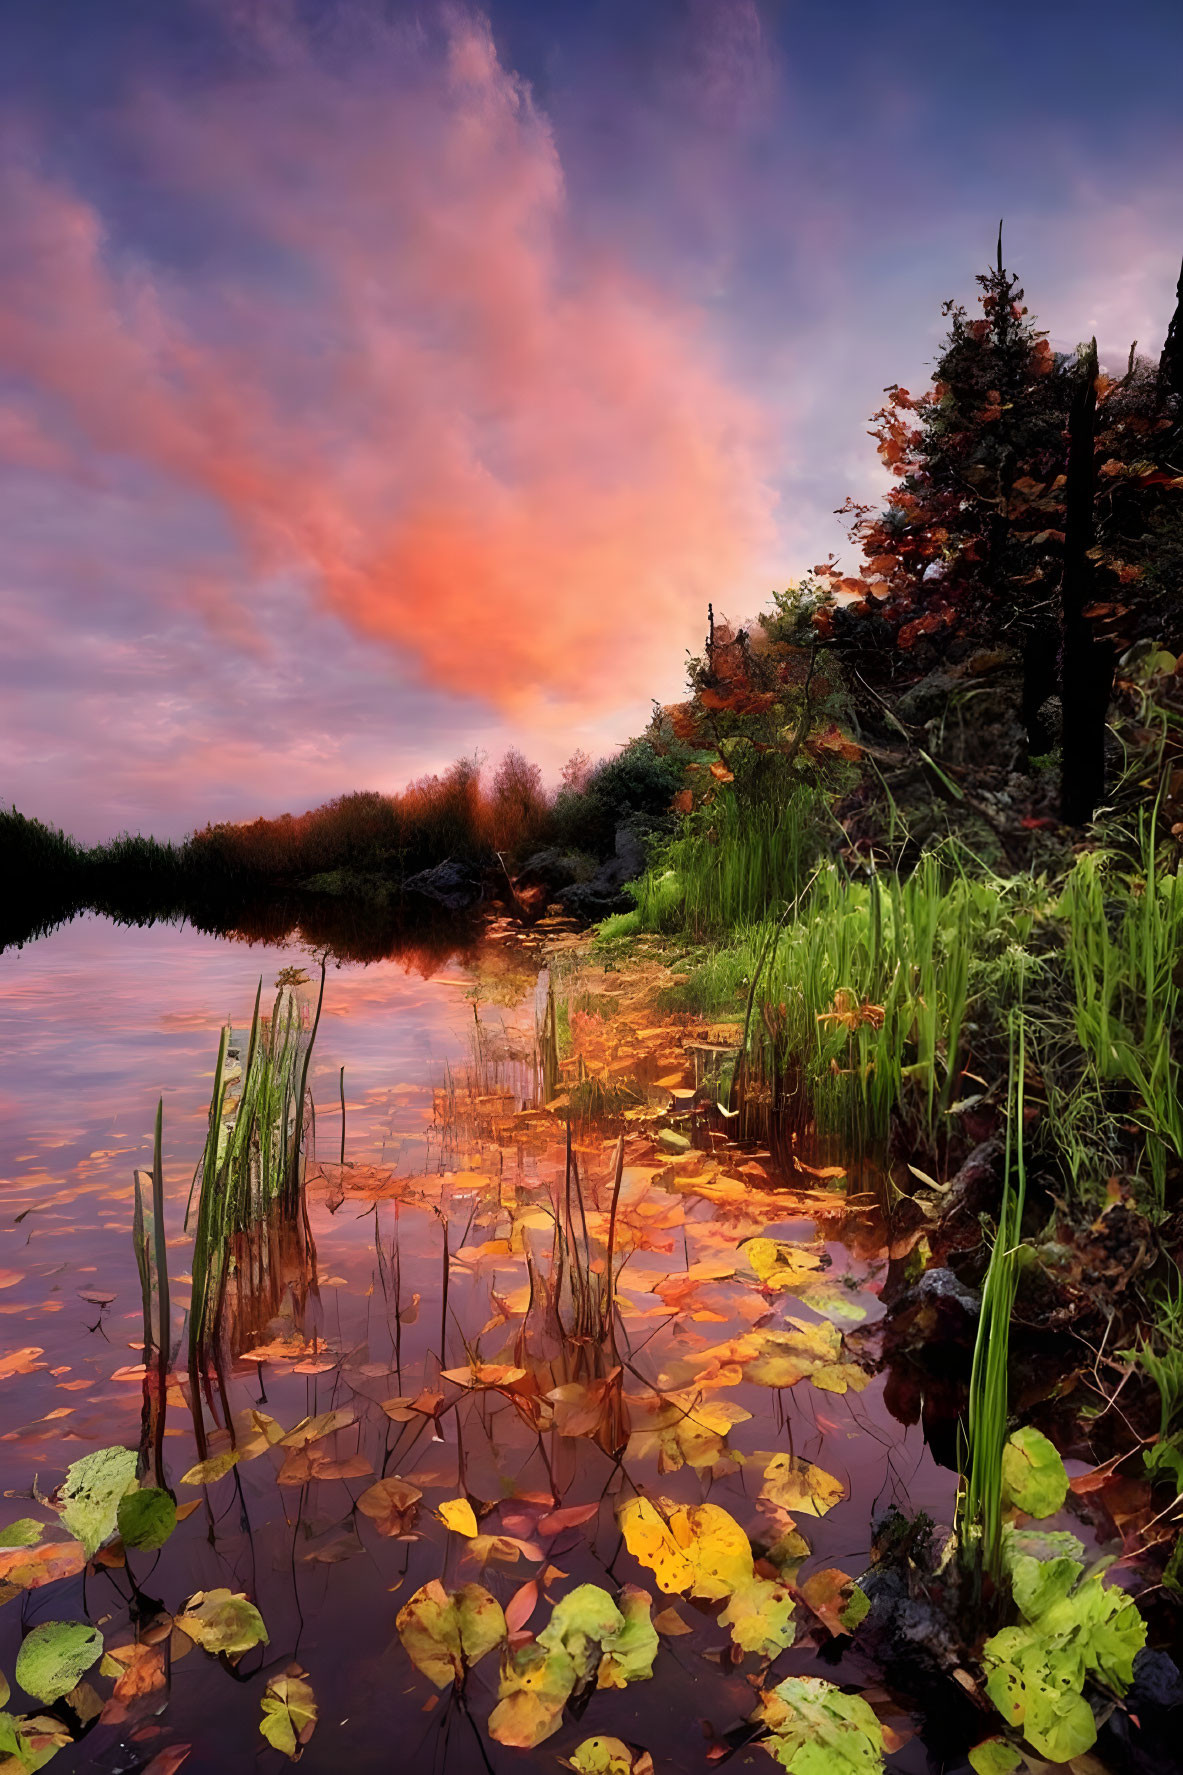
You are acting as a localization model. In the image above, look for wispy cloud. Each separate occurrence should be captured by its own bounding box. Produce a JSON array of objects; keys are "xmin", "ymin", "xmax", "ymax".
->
[{"xmin": 0, "ymin": 6, "xmax": 778, "ymax": 732}]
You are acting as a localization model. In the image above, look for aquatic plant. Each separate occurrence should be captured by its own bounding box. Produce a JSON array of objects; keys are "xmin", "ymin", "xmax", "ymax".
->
[
  {"xmin": 131, "ymin": 1099, "xmax": 171, "ymax": 1486},
  {"xmin": 957, "ymin": 1016, "xmax": 1029, "ymax": 1601},
  {"xmin": 186, "ymin": 965, "xmax": 324, "ymax": 1406}
]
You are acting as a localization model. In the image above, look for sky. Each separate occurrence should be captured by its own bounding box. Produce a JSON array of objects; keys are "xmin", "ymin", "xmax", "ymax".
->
[{"xmin": 2, "ymin": 0, "xmax": 1183, "ymax": 842}]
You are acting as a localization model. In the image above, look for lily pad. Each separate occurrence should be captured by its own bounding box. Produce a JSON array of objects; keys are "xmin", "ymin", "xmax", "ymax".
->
[
  {"xmin": 56, "ymin": 1446, "xmax": 137, "ymax": 1557},
  {"xmin": 15, "ymin": 1621, "xmax": 103, "ymax": 1704},
  {"xmin": 117, "ymin": 1487, "xmax": 177, "ymax": 1552},
  {"xmin": 488, "ymin": 1641, "xmax": 577, "ymax": 1748},
  {"xmin": 396, "ymin": 1580, "xmax": 506, "ymax": 1688},
  {"xmin": 259, "ymin": 1666, "xmax": 317, "ymax": 1761},
  {"xmin": 175, "ymin": 1589, "xmax": 268, "ymax": 1659}
]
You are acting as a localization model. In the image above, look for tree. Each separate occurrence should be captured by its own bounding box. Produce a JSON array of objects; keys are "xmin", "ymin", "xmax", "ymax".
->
[
  {"xmin": 835, "ymin": 227, "xmax": 1069, "ymax": 753},
  {"xmin": 827, "ymin": 234, "xmax": 1183, "ymax": 830}
]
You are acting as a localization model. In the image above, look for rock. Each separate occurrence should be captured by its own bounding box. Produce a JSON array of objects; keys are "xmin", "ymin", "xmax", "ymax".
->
[
  {"xmin": 555, "ymin": 879, "xmax": 634, "ymax": 920},
  {"xmin": 930, "ymin": 1139, "xmax": 1004, "ymax": 1260},
  {"xmin": 656, "ymin": 1128, "xmax": 691, "ymax": 1154},
  {"xmin": 1097, "ymin": 1649, "xmax": 1183, "ymax": 1775},
  {"xmin": 515, "ymin": 850, "xmax": 584, "ymax": 892},
  {"xmin": 554, "ymin": 823, "xmax": 649, "ymax": 921},
  {"xmin": 883, "ymin": 1267, "xmax": 980, "ymax": 1367},
  {"xmin": 402, "ymin": 859, "xmax": 485, "ymax": 912}
]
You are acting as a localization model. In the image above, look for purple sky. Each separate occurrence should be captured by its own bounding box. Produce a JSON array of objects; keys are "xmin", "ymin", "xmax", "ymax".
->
[{"xmin": 2, "ymin": 0, "xmax": 1182, "ymax": 842}]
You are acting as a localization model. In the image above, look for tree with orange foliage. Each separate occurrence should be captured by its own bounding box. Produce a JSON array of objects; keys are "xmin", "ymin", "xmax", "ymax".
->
[
  {"xmin": 663, "ymin": 596, "xmax": 858, "ymax": 817},
  {"xmin": 828, "ymin": 232, "xmax": 1183, "ymax": 830}
]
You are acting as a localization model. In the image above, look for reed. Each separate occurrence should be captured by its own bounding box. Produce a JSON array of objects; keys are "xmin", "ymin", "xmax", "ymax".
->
[
  {"xmin": 186, "ymin": 966, "xmax": 323, "ymax": 1393},
  {"xmin": 132, "ymin": 1098, "xmax": 171, "ymax": 1485},
  {"xmin": 957, "ymin": 1014, "xmax": 1029, "ymax": 1604},
  {"xmin": 1059, "ymin": 805, "xmax": 1183, "ymax": 1207}
]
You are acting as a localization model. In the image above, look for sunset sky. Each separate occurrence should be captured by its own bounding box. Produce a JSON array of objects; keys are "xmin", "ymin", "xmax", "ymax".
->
[{"xmin": 3, "ymin": 0, "xmax": 1182, "ymax": 842}]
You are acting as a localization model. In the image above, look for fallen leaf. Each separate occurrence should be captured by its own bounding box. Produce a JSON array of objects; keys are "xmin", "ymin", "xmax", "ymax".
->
[{"xmin": 437, "ymin": 1497, "xmax": 479, "ymax": 1537}]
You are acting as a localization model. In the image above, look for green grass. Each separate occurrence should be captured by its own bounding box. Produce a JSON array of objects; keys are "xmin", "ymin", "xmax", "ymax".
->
[
  {"xmin": 1058, "ymin": 806, "xmax": 1183, "ymax": 1207},
  {"xmin": 629, "ymin": 782, "xmax": 824, "ymax": 935},
  {"xmin": 619, "ymin": 812, "xmax": 1180, "ymax": 1215}
]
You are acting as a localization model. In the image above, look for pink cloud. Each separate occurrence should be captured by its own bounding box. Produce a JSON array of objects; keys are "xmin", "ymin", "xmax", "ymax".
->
[{"xmin": 0, "ymin": 6, "xmax": 779, "ymax": 728}]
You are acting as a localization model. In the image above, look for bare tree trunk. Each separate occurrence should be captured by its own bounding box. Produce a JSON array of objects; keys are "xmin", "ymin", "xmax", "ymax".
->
[
  {"xmin": 1158, "ymin": 249, "xmax": 1183, "ymax": 458},
  {"xmin": 1060, "ymin": 340, "xmax": 1113, "ymax": 825}
]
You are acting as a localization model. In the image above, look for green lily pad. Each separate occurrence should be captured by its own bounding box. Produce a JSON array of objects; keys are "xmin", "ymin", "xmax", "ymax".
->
[
  {"xmin": 0, "ymin": 1520, "xmax": 44, "ymax": 1550},
  {"xmin": 56, "ymin": 1446, "xmax": 137, "ymax": 1558},
  {"xmin": 15, "ymin": 1622, "xmax": 103, "ymax": 1704},
  {"xmin": 116, "ymin": 1487, "xmax": 177, "ymax": 1552}
]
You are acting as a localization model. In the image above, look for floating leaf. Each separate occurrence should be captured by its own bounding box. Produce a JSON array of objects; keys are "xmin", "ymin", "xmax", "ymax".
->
[
  {"xmin": 0, "ymin": 1520, "xmax": 43, "ymax": 1550},
  {"xmin": 0, "ymin": 1540, "xmax": 87, "ymax": 1594},
  {"xmin": 276, "ymin": 1447, "xmax": 372, "ymax": 1485},
  {"xmin": 719, "ymin": 1576, "xmax": 796, "ymax": 1658},
  {"xmin": 758, "ymin": 1674, "xmax": 885, "ymax": 1772},
  {"xmin": 356, "ymin": 1476, "xmax": 421, "ymax": 1537},
  {"xmin": 505, "ymin": 1580, "xmax": 539, "ymax": 1634},
  {"xmin": 0, "ymin": 1348, "xmax": 46, "ymax": 1380},
  {"xmin": 437, "ymin": 1498, "xmax": 478, "ymax": 1538},
  {"xmin": 758, "ymin": 1453, "xmax": 846, "ymax": 1518},
  {"xmin": 117, "ymin": 1488, "xmax": 177, "ymax": 1552},
  {"xmin": 259, "ymin": 1666, "xmax": 317, "ymax": 1761},
  {"xmin": 616, "ymin": 1499, "xmax": 694, "ymax": 1596},
  {"xmin": 175, "ymin": 1590, "xmax": 268, "ymax": 1659},
  {"xmin": 56, "ymin": 1446, "xmax": 137, "ymax": 1557},
  {"xmin": 440, "ymin": 1363, "xmax": 527, "ymax": 1389},
  {"xmin": 799, "ymin": 1568, "xmax": 869, "ymax": 1637},
  {"xmin": 667, "ymin": 1502, "xmax": 753, "ymax": 1600},
  {"xmin": 1000, "ymin": 1427, "xmax": 1068, "ymax": 1519},
  {"xmin": 466, "ymin": 1533, "xmax": 545, "ymax": 1565},
  {"xmin": 15, "ymin": 1622, "xmax": 103, "ymax": 1704},
  {"xmin": 0, "ymin": 1710, "xmax": 72, "ymax": 1770},
  {"xmin": 598, "ymin": 1586, "xmax": 658, "ymax": 1689},
  {"xmin": 566, "ymin": 1737, "xmax": 654, "ymax": 1775},
  {"xmin": 537, "ymin": 1584, "xmax": 623, "ymax": 1683},
  {"xmin": 179, "ymin": 1450, "xmax": 241, "ymax": 1487},
  {"xmin": 396, "ymin": 1581, "xmax": 506, "ymax": 1689},
  {"xmin": 487, "ymin": 1642, "xmax": 576, "ymax": 1748},
  {"xmin": 279, "ymin": 1409, "xmax": 356, "ymax": 1449}
]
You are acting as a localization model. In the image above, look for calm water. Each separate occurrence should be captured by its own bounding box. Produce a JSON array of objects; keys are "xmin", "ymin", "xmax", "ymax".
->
[{"xmin": 0, "ymin": 916, "xmax": 954, "ymax": 1774}]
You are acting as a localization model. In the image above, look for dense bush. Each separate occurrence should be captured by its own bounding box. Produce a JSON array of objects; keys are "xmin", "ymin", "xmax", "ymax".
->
[{"xmin": 549, "ymin": 736, "xmax": 691, "ymax": 852}]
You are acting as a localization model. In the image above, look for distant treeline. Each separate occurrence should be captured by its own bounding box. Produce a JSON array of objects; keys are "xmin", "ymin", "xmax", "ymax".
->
[{"xmin": 3, "ymin": 739, "xmax": 688, "ymax": 951}]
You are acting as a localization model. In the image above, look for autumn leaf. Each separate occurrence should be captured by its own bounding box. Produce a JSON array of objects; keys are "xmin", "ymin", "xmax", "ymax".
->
[
  {"xmin": 356, "ymin": 1476, "xmax": 422, "ymax": 1537},
  {"xmin": 719, "ymin": 1575, "xmax": 797, "ymax": 1658},
  {"xmin": 397, "ymin": 1581, "xmax": 506, "ymax": 1689},
  {"xmin": 279, "ymin": 1408, "xmax": 356, "ymax": 1449},
  {"xmin": 437, "ymin": 1497, "xmax": 479, "ymax": 1537},
  {"xmin": 174, "ymin": 1590, "xmax": 268, "ymax": 1659},
  {"xmin": 757, "ymin": 1453, "xmax": 846, "ymax": 1517},
  {"xmin": 487, "ymin": 1642, "xmax": 577, "ymax": 1748},
  {"xmin": 0, "ymin": 1539, "xmax": 87, "ymax": 1595},
  {"xmin": 56, "ymin": 1445, "xmax": 137, "ymax": 1556},
  {"xmin": 259, "ymin": 1666, "xmax": 318, "ymax": 1761},
  {"xmin": 617, "ymin": 1498, "xmax": 694, "ymax": 1595},
  {"xmin": 565, "ymin": 1737, "xmax": 654, "ymax": 1775},
  {"xmin": 799, "ymin": 1568, "xmax": 870, "ymax": 1637},
  {"xmin": 0, "ymin": 1347, "xmax": 46, "ymax": 1380},
  {"xmin": 179, "ymin": 1449, "xmax": 241, "ymax": 1487}
]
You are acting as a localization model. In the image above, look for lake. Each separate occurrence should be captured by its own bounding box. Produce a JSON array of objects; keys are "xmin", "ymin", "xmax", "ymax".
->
[{"xmin": 0, "ymin": 914, "xmax": 953, "ymax": 1773}]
